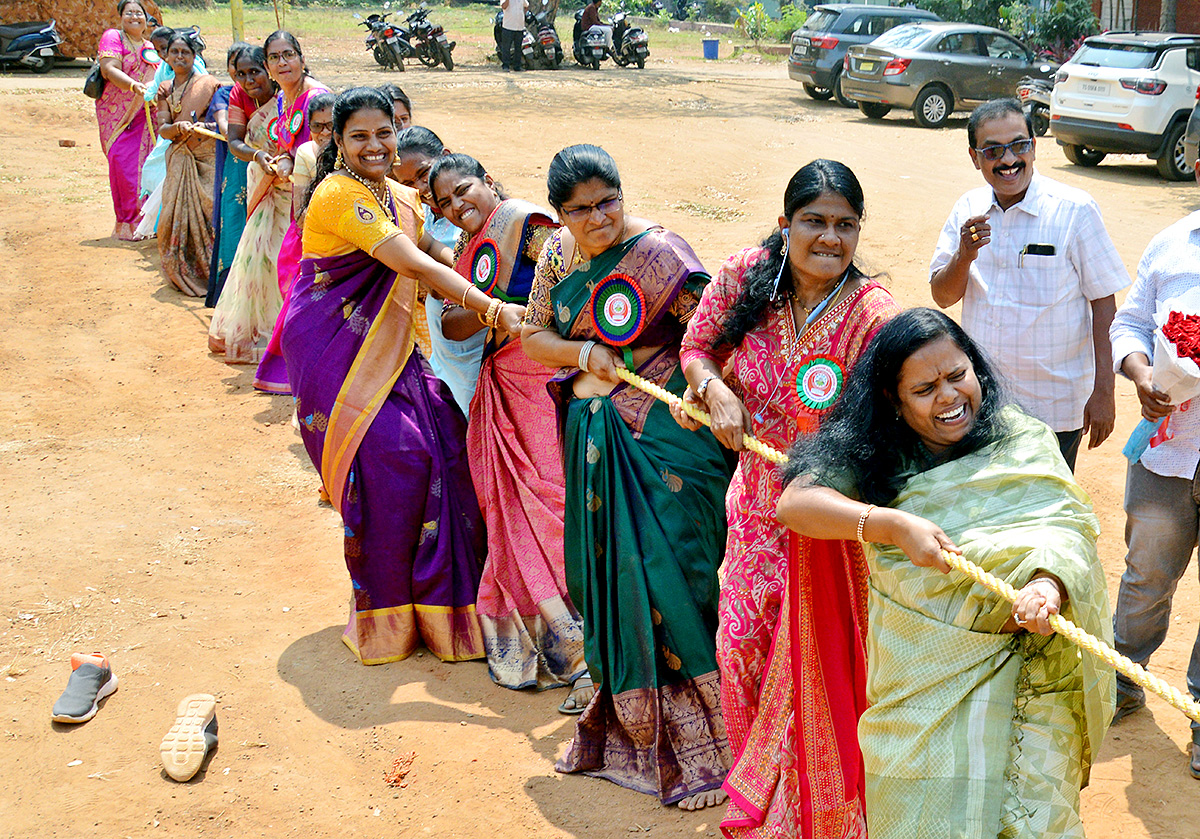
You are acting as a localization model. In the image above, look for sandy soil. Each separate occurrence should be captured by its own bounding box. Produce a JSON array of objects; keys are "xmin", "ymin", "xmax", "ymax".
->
[{"xmin": 2, "ymin": 38, "xmax": 1199, "ymax": 839}]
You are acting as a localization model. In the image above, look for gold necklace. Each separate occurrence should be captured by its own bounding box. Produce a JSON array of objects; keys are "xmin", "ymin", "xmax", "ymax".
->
[
  {"xmin": 343, "ymin": 167, "xmax": 396, "ymax": 225},
  {"xmin": 168, "ymin": 73, "xmax": 194, "ymax": 117}
]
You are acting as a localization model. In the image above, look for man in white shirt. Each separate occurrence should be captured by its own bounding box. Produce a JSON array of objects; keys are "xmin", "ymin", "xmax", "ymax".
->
[
  {"xmin": 500, "ymin": 0, "xmax": 529, "ymax": 71},
  {"xmin": 930, "ymin": 98, "xmax": 1130, "ymax": 470},
  {"xmin": 1108, "ymin": 183, "xmax": 1200, "ymax": 778}
]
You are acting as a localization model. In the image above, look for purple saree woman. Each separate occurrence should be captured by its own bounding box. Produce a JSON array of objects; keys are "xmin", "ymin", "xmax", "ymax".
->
[{"xmin": 281, "ymin": 88, "xmax": 526, "ymax": 664}]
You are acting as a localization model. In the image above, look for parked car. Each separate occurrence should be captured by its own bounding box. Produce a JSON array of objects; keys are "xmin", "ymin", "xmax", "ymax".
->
[
  {"xmin": 1051, "ymin": 32, "xmax": 1200, "ymax": 181},
  {"xmin": 788, "ymin": 4, "xmax": 939, "ymax": 107},
  {"xmin": 841, "ymin": 22, "xmax": 1053, "ymax": 128}
]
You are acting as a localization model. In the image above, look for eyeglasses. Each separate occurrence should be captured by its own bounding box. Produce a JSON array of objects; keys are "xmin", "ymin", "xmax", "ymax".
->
[
  {"xmin": 311, "ymin": 120, "xmax": 333, "ymax": 134},
  {"xmin": 562, "ymin": 194, "xmax": 621, "ymax": 222},
  {"xmin": 266, "ymin": 49, "xmax": 299, "ymax": 65},
  {"xmin": 974, "ymin": 137, "xmax": 1034, "ymax": 161}
]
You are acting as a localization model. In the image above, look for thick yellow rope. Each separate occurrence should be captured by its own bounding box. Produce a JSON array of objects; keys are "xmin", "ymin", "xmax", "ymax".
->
[{"xmin": 615, "ymin": 366, "xmax": 1200, "ymax": 723}]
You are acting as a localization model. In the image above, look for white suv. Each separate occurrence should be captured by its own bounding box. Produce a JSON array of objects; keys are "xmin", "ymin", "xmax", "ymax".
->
[{"xmin": 1050, "ymin": 32, "xmax": 1200, "ymax": 180}]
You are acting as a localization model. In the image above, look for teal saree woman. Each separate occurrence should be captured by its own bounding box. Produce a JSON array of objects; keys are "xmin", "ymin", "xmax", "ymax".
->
[{"xmin": 522, "ymin": 146, "xmax": 733, "ymax": 808}]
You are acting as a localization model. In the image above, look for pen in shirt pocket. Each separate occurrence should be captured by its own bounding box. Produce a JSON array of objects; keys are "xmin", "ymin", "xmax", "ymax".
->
[{"xmin": 1019, "ymin": 243, "xmax": 1056, "ymax": 268}]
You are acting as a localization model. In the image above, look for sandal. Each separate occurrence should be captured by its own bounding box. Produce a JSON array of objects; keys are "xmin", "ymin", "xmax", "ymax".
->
[{"xmin": 558, "ymin": 674, "xmax": 594, "ymax": 715}]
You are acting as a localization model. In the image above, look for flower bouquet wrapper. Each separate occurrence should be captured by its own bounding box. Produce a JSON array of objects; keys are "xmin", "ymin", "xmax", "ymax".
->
[{"xmin": 1124, "ymin": 287, "xmax": 1200, "ymax": 463}]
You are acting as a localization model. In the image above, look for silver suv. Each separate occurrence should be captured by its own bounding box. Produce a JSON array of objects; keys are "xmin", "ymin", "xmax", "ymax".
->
[{"xmin": 1051, "ymin": 33, "xmax": 1200, "ymax": 180}]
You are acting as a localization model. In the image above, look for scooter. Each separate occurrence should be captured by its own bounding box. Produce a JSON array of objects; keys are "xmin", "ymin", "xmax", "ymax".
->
[
  {"xmin": 493, "ymin": 9, "xmax": 536, "ymax": 70},
  {"xmin": 532, "ymin": 10, "xmax": 563, "ymax": 69},
  {"xmin": 1017, "ymin": 75, "xmax": 1052, "ymax": 137},
  {"xmin": 355, "ymin": 12, "xmax": 408, "ymax": 71},
  {"xmin": 495, "ymin": 8, "xmax": 562, "ymax": 70},
  {"xmin": 405, "ymin": 5, "xmax": 455, "ymax": 71},
  {"xmin": 572, "ymin": 9, "xmax": 606, "ymax": 70},
  {"xmin": 608, "ymin": 12, "xmax": 649, "ymax": 69},
  {"xmin": 0, "ymin": 19, "xmax": 64, "ymax": 74}
]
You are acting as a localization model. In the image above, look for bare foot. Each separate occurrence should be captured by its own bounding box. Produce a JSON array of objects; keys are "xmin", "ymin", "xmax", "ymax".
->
[
  {"xmin": 558, "ymin": 674, "xmax": 595, "ymax": 715},
  {"xmin": 677, "ymin": 789, "xmax": 728, "ymax": 811}
]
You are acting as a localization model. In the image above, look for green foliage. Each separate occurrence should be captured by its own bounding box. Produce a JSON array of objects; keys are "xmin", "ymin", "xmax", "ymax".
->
[
  {"xmin": 1035, "ymin": 0, "xmax": 1098, "ymax": 48},
  {"xmin": 765, "ymin": 2, "xmax": 805, "ymax": 42},
  {"xmin": 735, "ymin": 2, "xmax": 770, "ymax": 44},
  {"xmin": 913, "ymin": 0, "xmax": 1010, "ymax": 27}
]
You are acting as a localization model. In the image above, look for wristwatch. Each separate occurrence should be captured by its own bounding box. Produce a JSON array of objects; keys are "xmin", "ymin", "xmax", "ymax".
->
[{"xmin": 697, "ymin": 374, "xmax": 719, "ymax": 399}]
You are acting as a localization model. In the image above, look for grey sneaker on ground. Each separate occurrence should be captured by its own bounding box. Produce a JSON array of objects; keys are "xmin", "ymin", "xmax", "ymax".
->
[{"xmin": 51, "ymin": 652, "xmax": 118, "ymax": 724}]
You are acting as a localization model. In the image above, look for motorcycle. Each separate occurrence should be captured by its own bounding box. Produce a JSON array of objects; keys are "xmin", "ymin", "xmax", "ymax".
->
[
  {"xmin": 1017, "ymin": 75, "xmax": 1052, "ymax": 137},
  {"xmin": 405, "ymin": 5, "xmax": 455, "ymax": 71},
  {"xmin": 0, "ymin": 18, "xmax": 64, "ymax": 74},
  {"xmin": 494, "ymin": 7, "xmax": 562, "ymax": 70},
  {"xmin": 573, "ymin": 10, "xmax": 648, "ymax": 70},
  {"xmin": 356, "ymin": 12, "xmax": 408, "ymax": 71}
]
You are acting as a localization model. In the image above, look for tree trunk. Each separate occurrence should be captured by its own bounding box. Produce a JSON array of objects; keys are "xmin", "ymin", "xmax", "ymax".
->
[{"xmin": 1161, "ymin": 0, "xmax": 1177, "ymax": 31}]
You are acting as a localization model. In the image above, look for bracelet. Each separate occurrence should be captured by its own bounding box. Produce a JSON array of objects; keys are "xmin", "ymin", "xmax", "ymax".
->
[
  {"xmin": 856, "ymin": 504, "xmax": 876, "ymax": 543},
  {"xmin": 479, "ymin": 298, "xmax": 502, "ymax": 328},
  {"xmin": 696, "ymin": 374, "xmax": 719, "ymax": 400},
  {"xmin": 1028, "ymin": 575, "xmax": 1066, "ymax": 598},
  {"xmin": 460, "ymin": 285, "xmax": 472, "ymax": 310},
  {"xmin": 578, "ymin": 340, "xmax": 597, "ymax": 372}
]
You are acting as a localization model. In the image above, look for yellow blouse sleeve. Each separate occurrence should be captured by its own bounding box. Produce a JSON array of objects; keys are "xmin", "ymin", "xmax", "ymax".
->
[{"xmin": 302, "ymin": 175, "xmax": 404, "ymax": 258}]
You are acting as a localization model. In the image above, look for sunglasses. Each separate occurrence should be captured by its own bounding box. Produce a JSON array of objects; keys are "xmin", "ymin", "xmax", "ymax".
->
[
  {"xmin": 562, "ymin": 194, "xmax": 621, "ymax": 223},
  {"xmin": 974, "ymin": 137, "xmax": 1034, "ymax": 161}
]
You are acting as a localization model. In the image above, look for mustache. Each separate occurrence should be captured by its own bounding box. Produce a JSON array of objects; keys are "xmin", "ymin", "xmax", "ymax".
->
[{"xmin": 994, "ymin": 159, "xmax": 1026, "ymax": 171}]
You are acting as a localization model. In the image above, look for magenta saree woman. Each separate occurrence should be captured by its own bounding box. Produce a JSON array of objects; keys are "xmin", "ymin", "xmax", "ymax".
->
[{"xmin": 94, "ymin": 0, "xmax": 157, "ymax": 241}]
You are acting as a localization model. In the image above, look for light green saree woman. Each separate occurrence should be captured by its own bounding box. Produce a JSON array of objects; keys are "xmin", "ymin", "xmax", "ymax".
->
[{"xmin": 859, "ymin": 407, "xmax": 1114, "ymax": 839}]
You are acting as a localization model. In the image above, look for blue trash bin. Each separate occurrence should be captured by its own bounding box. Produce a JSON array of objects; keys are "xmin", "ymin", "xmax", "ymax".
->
[{"xmin": 702, "ymin": 38, "xmax": 719, "ymax": 60}]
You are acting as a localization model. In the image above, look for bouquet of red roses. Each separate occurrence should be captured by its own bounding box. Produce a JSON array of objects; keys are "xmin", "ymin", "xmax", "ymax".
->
[{"xmin": 1124, "ymin": 290, "xmax": 1200, "ymax": 461}]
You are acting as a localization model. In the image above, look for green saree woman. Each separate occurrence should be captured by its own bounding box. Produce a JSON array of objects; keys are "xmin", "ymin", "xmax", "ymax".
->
[{"xmin": 522, "ymin": 145, "xmax": 733, "ymax": 808}]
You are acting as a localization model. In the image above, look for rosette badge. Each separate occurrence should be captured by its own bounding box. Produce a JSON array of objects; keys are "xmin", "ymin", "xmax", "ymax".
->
[
  {"xmin": 471, "ymin": 240, "xmax": 501, "ymax": 294},
  {"xmin": 589, "ymin": 274, "xmax": 646, "ymax": 346},
  {"xmin": 796, "ymin": 355, "xmax": 844, "ymax": 412}
]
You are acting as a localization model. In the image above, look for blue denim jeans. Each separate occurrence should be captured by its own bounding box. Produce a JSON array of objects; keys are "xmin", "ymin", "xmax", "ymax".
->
[{"xmin": 1114, "ymin": 460, "xmax": 1200, "ymax": 742}]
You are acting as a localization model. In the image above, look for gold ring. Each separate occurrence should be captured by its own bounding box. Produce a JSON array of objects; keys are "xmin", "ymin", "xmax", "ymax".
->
[
  {"xmin": 971, "ymin": 233, "xmax": 979, "ymax": 242},
  {"xmin": 969, "ymin": 225, "xmax": 977, "ymax": 234}
]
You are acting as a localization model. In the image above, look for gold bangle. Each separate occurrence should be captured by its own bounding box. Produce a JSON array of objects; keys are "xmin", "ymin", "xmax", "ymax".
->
[
  {"xmin": 487, "ymin": 299, "xmax": 502, "ymax": 328},
  {"xmin": 460, "ymin": 285, "xmax": 472, "ymax": 310},
  {"xmin": 856, "ymin": 504, "xmax": 876, "ymax": 543}
]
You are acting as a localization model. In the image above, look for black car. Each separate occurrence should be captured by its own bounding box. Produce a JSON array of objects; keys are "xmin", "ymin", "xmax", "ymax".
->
[{"xmin": 789, "ymin": 3, "xmax": 940, "ymax": 106}]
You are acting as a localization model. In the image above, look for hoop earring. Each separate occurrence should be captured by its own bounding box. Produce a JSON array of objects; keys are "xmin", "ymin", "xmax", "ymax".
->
[
  {"xmin": 335, "ymin": 148, "xmax": 344, "ymax": 170},
  {"xmin": 771, "ymin": 231, "xmax": 789, "ymax": 301}
]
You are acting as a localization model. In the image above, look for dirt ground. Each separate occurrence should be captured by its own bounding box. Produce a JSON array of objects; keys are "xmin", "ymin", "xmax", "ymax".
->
[{"xmin": 3, "ymin": 32, "xmax": 1200, "ymax": 839}]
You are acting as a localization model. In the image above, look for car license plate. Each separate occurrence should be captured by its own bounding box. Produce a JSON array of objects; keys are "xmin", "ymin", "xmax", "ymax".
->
[
  {"xmin": 858, "ymin": 60, "xmax": 875, "ymax": 72},
  {"xmin": 793, "ymin": 44, "xmax": 808, "ymax": 56},
  {"xmin": 1080, "ymin": 81, "xmax": 1108, "ymax": 95}
]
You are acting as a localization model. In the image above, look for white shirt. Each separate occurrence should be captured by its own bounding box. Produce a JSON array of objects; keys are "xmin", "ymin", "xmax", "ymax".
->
[
  {"xmin": 1110, "ymin": 209, "xmax": 1200, "ymax": 480},
  {"xmin": 931, "ymin": 172, "xmax": 1130, "ymax": 431},
  {"xmin": 502, "ymin": 0, "xmax": 528, "ymax": 30}
]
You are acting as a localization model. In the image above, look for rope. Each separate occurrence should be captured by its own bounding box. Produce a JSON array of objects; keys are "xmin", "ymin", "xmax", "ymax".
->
[{"xmin": 613, "ymin": 366, "xmax": 1200, "ymax": 723}]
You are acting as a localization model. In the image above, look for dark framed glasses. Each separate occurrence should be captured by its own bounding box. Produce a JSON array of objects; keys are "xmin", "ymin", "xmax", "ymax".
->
[
  {"xmin": 974, "ymin": 138, "xmax": 1034, "ymax": 161},
  {"xmin": 266, "ymin": 49, "xmax": 299, "ymax": 65}
]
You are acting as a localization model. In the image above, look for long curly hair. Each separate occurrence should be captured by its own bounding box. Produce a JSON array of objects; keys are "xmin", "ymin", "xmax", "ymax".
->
[
  {"xmin": 784, "ymin": 308, "xmax": 1010, "ymax": 506},
  {"xmin": 715, "ymin": 159, "xmax": 868, "ymax": 350}
]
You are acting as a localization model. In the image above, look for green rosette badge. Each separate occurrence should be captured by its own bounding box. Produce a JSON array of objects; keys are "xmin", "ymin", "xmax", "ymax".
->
[{"xmin": 795, "ymin": 354, "xmax": 844, "ymax": 412}]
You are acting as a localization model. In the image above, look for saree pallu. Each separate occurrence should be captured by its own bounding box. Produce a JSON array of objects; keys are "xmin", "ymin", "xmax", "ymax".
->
[
  {"xmin": 282, "ymin": 248, "xmax": 485, "ymax": 664},
  {"xmin": 210, "ymin": 104, "xmax": 289, "ymax": 364},
  {"xmin": 206, "ymin": 144, "xmax": 249, "ymax": 307},
  {"xmin": 861, "ymin": 407, "xmax": 1114, "ymax": 839},
  {"xmin": 550, "ymin": 230, "xmax": 733, "ymax": 804},
  {"xmin": 470, "ymin": 339, "xmax": 583, "ymax": 690},
  {"xmin": 158, "ymin": 138, "xmax": 216, "ymax": 297}
]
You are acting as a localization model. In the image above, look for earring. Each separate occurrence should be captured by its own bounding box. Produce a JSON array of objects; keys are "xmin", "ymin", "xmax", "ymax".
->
[
  {"xmin": 335, "ymin": 148, "xmax": 344, "ymax": 170},
  {"xmin": 771, "ymin": 231, "xmax": 789, "ymax": 301}
]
